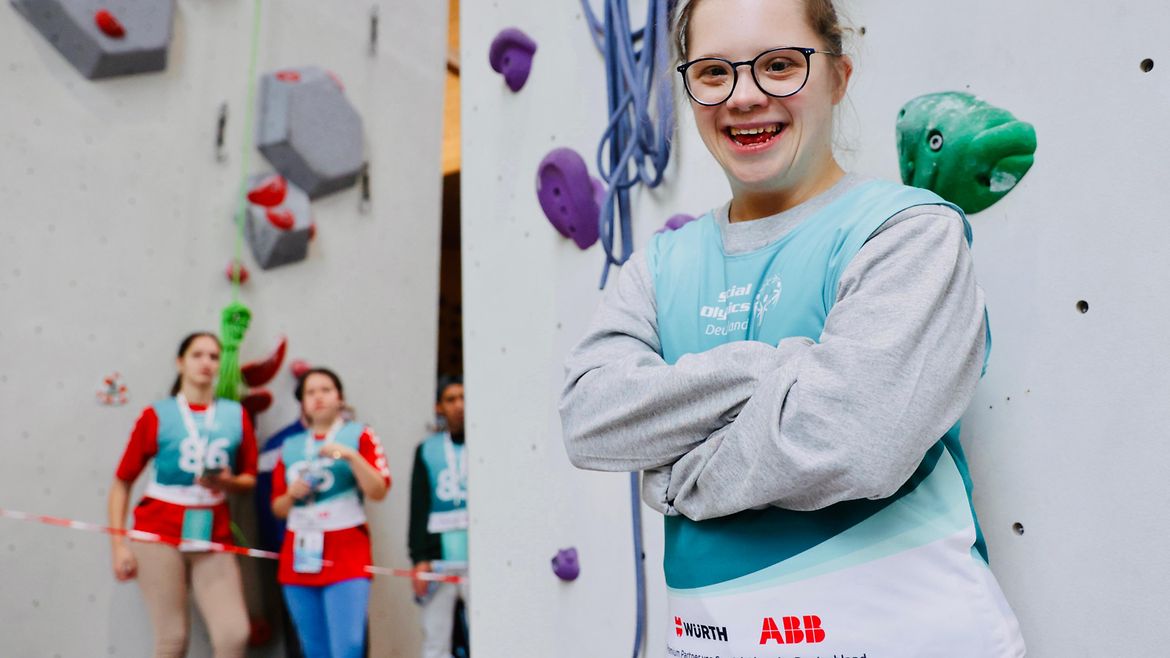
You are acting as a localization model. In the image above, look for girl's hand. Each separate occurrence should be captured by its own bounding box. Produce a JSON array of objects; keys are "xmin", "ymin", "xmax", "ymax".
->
[
  {"xmin": 198, "ymin": 467, "xmax": 235, "ymax": 492},
  {"xmin": 112, "ymin": 542, "xmax": 137, "ymax": 582},
  {"xmin": 318, "ymin": 443, "xmax": 357, "ymax": 462},
  {"xmin": 287, "ymin": 478, "xmax": 313, "ymax": 501}
]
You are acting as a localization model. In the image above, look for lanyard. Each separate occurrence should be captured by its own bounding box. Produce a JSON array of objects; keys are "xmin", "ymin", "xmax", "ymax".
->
[
  {"xmin": 304, "ymin": 418, "xmax": 344, "ymax": 464},
  {"xmin": 443, "ymin": 433, "xmax": 467, "ymax": 492},
  {"xmin": 176, "ymin": 394, "xmax": 216, "ymax": 446}
]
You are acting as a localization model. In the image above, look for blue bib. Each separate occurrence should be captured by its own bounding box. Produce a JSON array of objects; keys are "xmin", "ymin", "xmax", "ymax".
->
[
  {"xmin": 281, "ymin": 421, "xmax": 365, "ymax": 504},
  {"xmin": 646, "ymin": 179, "xmax": 989, "ymax": 590},
  {"xmin": 150, "ymin": 397, "xmax": 244, "ymax": 486}
]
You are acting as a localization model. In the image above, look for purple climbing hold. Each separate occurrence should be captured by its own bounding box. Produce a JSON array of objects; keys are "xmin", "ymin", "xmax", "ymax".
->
[
  {"xmin": 657, "ymin": 213, "xmax": 698, "ymax": 234},
  {"xmin": 536, "ymin": 148, "xmax": 601, "ymax": 250},
  {"xmin": 551, "ymin": 548, "xmax": 580, "ymax": 581},
  {"xmin": 489, "ymin": 28, "xmax": 537, "ymax": 92}
]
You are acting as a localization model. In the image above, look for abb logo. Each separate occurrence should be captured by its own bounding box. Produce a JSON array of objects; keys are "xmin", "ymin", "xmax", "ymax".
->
[{"xmin": 759, "ymin": 615, "xmax": 826, "ymax": 645}]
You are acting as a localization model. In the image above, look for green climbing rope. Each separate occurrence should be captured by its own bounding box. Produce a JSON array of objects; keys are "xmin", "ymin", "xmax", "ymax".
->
[{"xmin": 217, "ymin": 0, "xmax": 263, "ymax": 399}]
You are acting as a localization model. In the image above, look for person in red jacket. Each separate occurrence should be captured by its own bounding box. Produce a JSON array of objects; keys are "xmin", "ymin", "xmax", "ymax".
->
[
  {"xmin": 108, "ymin": 331, "xmax": 258, "ymax": 658},
  {"xmin": 271, "ymin": 368, "xmax": 391, "ymax": 658}
]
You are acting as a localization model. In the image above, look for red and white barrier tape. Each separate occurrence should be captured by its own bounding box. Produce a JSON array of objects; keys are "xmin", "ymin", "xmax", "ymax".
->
[{"xmin": 0, "ymin": 507, "xmax": 464, "ymax": 584}]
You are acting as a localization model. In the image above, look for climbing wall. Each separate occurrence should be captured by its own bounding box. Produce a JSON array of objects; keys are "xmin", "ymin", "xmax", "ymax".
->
[
  {"xmin": 461, "ymin": 1, "xmax": 1170, "ymax": 656},
  {"xmin": 0, "ymin": 1, "xmax": 447, "ymax": 656}
]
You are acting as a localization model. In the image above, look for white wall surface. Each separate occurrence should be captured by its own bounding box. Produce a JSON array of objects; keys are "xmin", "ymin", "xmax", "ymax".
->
[
  {"xmin": 463, "ymin": 1, "xmax": 1170, "ymax": 656},
  {"xmin": 0, "ymin": 1, "xmax": 447, "ymax": 656}
]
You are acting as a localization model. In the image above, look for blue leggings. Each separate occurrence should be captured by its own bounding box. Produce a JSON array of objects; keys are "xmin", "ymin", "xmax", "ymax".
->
[{"xmin": 283, "ymin": 578, "xmax": 370, "ymax": 658}]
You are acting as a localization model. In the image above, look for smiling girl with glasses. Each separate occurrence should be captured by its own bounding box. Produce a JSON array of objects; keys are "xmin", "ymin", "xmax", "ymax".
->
[{"xmin": 561, "ymin": 1, "xmax": 1026, "ymax": 655}]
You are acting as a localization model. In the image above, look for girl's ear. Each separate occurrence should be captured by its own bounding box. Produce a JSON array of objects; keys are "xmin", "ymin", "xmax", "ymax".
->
[{"xmin": 832, "ymin": 54, "xmax": 853, "ymax": 104}]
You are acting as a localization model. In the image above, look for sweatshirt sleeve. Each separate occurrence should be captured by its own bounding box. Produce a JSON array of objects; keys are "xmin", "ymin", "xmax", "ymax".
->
[
  {"xmin": 655, "ymin": 207, "xmax": 988, "ymax": 520},
  {"xmin": 559, "ymin": 250, "xmax": 810, "ymax": 472}
]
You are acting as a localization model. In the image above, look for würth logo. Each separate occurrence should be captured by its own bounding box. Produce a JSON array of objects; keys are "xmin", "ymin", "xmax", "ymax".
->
[
  {"xmin": 759, "ymin": 615, "xmax": 825, "ymax": 645},
  {"xmin": 674, "ymin": 617, "xmax": 729, "ymax": 642}
]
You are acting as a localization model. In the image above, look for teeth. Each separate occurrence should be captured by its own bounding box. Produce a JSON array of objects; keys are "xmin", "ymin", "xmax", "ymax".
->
[{"xmin": 729, "ymin": 124, "xmax": 780, "ymax": 136}]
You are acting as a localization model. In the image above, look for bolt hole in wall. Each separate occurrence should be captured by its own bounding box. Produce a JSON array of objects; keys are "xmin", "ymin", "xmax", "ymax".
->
[
  {"xmin": 1012, "ymin": 523, "xmax": 1026, "ymax": 536},
  {"xmin": 1140, "ymin": 58, "xmax": 1154, "ymax": 72},
  {"xmin": 1076, "ymin": 300, "xmax": 1089, "ymax": 314}
]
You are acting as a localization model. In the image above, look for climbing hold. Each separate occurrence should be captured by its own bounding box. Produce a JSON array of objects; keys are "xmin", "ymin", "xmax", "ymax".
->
[
  {"xmin": 243, "ymin": 173, "xmax": 313, "ymax": 269},
  {"xmin": 657, "ymin": 213, "xmax": 697, "ymax": 234},
  {"xmin": 241, "ymin": 336, "xmax": 287, "ymax": 388},
  {"xmin": 225, "ymin": 260, "xmax": 250, "ymax": 285},
  {"xmin": 94, "ymin": 10, "xmax": 125, "ymax": 39},
  {"xmin": 11, "ymin": 0, "xmax": 175, "ymax": 79},
  {"xmin": 489, "ymin": 28, "xmax": 538, "ymax": 92},
  {"xmin": 289, "ymin": 359, "xmax": 311, "ymax": 379},
  {"xmin": 257, "ymin": 66, "xmax": 365, "ymax": 198},
  {"xmin": 551, "ymin": 547, "xmax": 580, "ymax": 581},
  {"xmin": 95, "ymin": 372, "xmax": 129, "ymax": 406},
  {"xmin": 265, "ymin": 208, "xmax": 295, "ymax": 231},
  {"xmin": 240, "ymin": 389, "xmax": 273, "ymax": 417},
  {"xmin": 247, "ymin": 617, "xmax": 273, "ymax": 648},
  {"xmin": 246, "ymin": 175, "xmax": 288, "ymax": 207},
  {"xmin": 536, "ymin": 148, "xmax": 601, "ymax": 250},
  {"xmin": 896, "ymin": 92, "xmax": 1037, "ymax": 215}
]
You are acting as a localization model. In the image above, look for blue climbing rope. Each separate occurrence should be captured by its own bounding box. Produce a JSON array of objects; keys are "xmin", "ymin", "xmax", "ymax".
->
[
  {"xmin": 628, "ymin": 471, "xmax": 647, "ymax": 658},
  {"xmin": 581, "ymin": 0, "xmax": 676, "ymax": 288}
]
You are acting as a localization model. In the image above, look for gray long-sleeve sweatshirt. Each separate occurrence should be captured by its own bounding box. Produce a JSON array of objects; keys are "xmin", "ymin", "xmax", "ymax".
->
[{"xmin": 559, "ymin": 174, "xmax": 988, "ymax": 521}]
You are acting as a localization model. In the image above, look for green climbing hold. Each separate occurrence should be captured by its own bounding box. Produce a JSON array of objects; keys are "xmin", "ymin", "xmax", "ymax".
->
[
  {"xmin": 896, "ymin": 92, "xmax": 1037, "ymax": 214},
  {"xmin": 215, "ymin": 302, "xmax": 252, "ymax": 401}
]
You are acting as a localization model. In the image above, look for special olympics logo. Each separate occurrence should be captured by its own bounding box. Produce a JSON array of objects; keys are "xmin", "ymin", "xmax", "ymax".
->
[
  {"xmin": 753, "ymin": 275, "xmax": 783, "ymax": 321},
  {"xmin": 288, "ymin": 461, "xmax": 335, "ymax": 492}
]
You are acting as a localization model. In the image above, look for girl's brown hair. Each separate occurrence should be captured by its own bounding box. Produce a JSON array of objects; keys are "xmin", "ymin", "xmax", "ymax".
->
[{"xmin": 674, "ymin": 0, "xmax": 846, "ymax": 61}]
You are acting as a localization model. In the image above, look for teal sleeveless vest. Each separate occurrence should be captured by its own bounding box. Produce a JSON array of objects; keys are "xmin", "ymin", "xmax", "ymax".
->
[
  {"xmin": 420, "ymin": 432, "xmax": 468, "ymax": 561},
  {"xmin": 150, "ymin": 397, "xmax": 244, "ymax": 486},
  {"xmin": 645, "ymin": 179, "xmax": 989, "ymax": 591},
  {"xmin": 281, "ymin": 421, "xmax": 365, "ymax": 505}
]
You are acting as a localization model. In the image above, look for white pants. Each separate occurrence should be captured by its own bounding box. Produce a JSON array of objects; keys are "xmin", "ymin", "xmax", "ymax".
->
[{"xmin": 420, "ymin": 581, "xmax": 470, "ymax": 658}]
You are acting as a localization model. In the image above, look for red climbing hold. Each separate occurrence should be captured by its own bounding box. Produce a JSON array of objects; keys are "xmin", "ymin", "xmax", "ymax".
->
[
  {"xmin": 290, "ymin": 359, "xmax": 311, "ymax": 379},
  {"xmin": 275, "ymin": 70, "xmax": 301, "ymax": 83},
  {"xmin": 242, "ymin": 335, "xmax": 288, "ymax": 387},
  {"xmin": 225, "ymin": 260, "xmax": 250, "ymax": 285},
  {"xmin": 94, "ymin": 10, "xmax": 126, "ymax": 39},
  {"xmin": 241, "ymin": 390, "xmax": 274, "ymax": 417},
  {"xmin": 247, "ymin": 175, "xmax": 288, "ymax": 207},
  {"xmin": 266, "ymin": 208, "xmax": 295, "ymax": 230}
]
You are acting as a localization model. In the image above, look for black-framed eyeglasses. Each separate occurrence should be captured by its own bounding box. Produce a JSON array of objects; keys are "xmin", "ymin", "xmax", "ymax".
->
[{"xmin": 676, "ymin": 47, "xmax": 840, "ymax": 107}]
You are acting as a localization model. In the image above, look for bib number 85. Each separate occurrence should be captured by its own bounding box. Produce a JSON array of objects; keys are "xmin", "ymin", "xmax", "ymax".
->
[{"xmin": 178, "ymin": 436, "xmax": 231, "ymax": 474}]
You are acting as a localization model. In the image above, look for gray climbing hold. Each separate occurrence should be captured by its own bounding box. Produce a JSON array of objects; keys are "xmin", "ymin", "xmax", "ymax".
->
[
  {"xmin": 256, "ymin": 67, "xmax": 365, "ymax": 199},
  {"xmin": 10, "ymin": 0, "xmax": 175, "ymax": 79},
  {"xmin": 243, "ymin": 174, "xmax": 314, "ymax": 270}
]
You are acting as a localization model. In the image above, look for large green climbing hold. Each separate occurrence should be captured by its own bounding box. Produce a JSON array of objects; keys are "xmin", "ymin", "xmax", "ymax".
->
[
  {"xmin": 896, "ymin": 92, "xmax": 1037, "ymax": 215},
  {"xmin": 216, "ymin": 302, "xmax": 252, "ymax": 401}
]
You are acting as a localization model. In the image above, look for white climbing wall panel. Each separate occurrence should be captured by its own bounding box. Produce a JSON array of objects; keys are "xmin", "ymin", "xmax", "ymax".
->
[
  {"xmin": 462, "ymin": 1, "xmax": 1170, "ymax": 656},
  {"xmin": 0, "ymin": 1, "xmax": 447, "ymax": 656}
]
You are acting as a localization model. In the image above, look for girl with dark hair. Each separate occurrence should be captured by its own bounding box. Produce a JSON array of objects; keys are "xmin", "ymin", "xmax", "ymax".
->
[
  {"xmin": 108, "ymin": 332, "xmax": 258, "ymax": 658},
  {"xmin": 271, "ymin": 368, "xmax": 391, "ymax": 658},
  {"xmin": 561, "ymin": 0, "xmax": 1024, "ymax": 655}
]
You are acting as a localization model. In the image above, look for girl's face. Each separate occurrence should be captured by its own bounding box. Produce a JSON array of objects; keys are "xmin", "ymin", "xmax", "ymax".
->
[
  {"xmin": 301, "ymin": 373, "xmax": 343, "ymax": 425},
  {"xmin": 176, "ymin": 336, "xmax": 220, "ymax": 389},
  {"xmin": 685, "ymin": 0, "xmax": 850, "ymax": 198}
]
